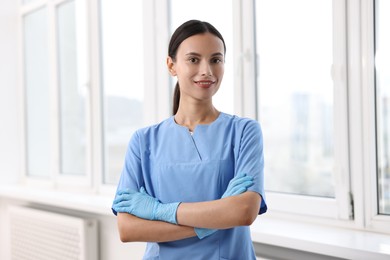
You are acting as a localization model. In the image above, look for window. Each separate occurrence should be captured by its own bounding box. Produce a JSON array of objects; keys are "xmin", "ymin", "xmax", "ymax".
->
[
  {"xmin": 23, "ymin": 7, "xmax": 51, "ymax": 178},
  {"xmin": 375, "ymin": 0, "xmax": 390, "ymax": 215},
  {"xmin": 100, "ymin": 0, "xmax": 144, "ymax": 185},
  {"xmin": 251, "ymin": 0, "xmax": 352, "ymax": 219},
  {"xmin": 22, "ymin": 0, "xmax": 90, "ymax": 184},
  {"xmin": 255, "ymin": 0, "xmax": 334, "ymax": 197},
  {"xmin": 17, "ymin": 0, "xmax": 390, "ymax": 232},
  {"xmin": 57, "ymin": 0, "xmax": 87, "ymax": 175}
]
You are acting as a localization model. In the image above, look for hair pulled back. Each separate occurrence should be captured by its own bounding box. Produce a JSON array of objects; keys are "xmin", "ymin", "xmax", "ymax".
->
[{"xmin": 168, "ymin": 20, "xmax": 226, "ymax": 115}]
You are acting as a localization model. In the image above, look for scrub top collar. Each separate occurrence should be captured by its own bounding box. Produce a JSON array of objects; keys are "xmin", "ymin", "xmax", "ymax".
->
[{"xmin": 170, "ymin": 111, "xmax": 225, "ymax": 134}]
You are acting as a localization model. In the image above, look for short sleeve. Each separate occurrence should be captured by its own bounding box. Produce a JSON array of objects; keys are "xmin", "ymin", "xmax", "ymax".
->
[
  {"xmin": 112, "ymin": 131, "xmax": 143, "ymax": 215},
  {"xmin": 235, "ymin": 120, "xmax": 267, "ymax": 215}
]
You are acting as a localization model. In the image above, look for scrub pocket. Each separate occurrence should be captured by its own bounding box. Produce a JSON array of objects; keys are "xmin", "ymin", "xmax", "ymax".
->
[{"xmin": 155, "ymin": 159, "xmax": 233, "ymax": 203}]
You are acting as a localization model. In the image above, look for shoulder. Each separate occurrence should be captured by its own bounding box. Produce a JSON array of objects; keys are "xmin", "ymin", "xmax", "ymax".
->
[
  {"xmin": 128, "ymin": 117, "xmax": 174, "ymax": 149},
  {"xmin": 219, "ymin": 112, "xmax": 262, "ymax": 132},
  {"xmin": 126, "ymin": 117, "xmax": 173, "ymax": 153},
  {"xmin": 133, "ymin": 117, "xmax": 173, "ymax": 137},
  {"xmin": 218, "ymin": 113, "xmax": 263, "ymax": 146}
]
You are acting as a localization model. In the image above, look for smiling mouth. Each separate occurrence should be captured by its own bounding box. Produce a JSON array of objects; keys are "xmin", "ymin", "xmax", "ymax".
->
[{"xmin": 194, "ymin": 80, "xmax": 215, "ymax": 88}]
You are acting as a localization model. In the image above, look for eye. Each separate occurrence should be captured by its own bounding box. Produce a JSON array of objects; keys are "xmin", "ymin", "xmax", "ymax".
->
[
  {"xmin": 188, "ymin": 57, "xmax": 199, "ymax": 63},
  {"xmin": 212, "ymin": 58, "xmax": 223, "ymax": 64}
]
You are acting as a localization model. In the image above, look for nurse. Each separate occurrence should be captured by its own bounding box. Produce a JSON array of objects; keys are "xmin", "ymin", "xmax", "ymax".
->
[{"xmin": 112, "ymin": 20, "xmax": 267, "ymax": 259}]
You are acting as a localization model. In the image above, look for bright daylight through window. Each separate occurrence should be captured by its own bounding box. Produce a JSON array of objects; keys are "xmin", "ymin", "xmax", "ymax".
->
[
  {"xmin": 24, "ymin": 7, "xmax": 51, "ymax": 178},
  {"xmin": 256, "ymin": 0, "xmax": 334, "ymax": 197},
  {"xmin": 100, "ymin": 0, "xmax": 144, "ymax": 184},
  {"xmin": 375, "ymin": 0, "xmax": 390, "ymax": 215},
  {"xmin": 20, "ymin": 0, "xmax": 390, "ymax": 221},
  {"xmin": 57, "ymin": 0, "xmax": 87, "ymax": 175}
]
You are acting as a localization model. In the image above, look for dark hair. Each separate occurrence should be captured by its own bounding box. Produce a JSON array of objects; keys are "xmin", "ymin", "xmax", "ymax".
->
[{"xmin": 168, "ymin": 20, "xmax": 226, "ymax": 115}]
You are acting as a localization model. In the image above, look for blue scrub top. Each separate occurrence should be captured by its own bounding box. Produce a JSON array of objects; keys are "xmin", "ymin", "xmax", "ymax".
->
[{"xmin": 114, "ymin": 112, "xmax": 267, "ymax": 260}]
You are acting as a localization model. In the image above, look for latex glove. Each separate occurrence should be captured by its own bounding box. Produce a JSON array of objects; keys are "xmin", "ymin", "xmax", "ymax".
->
[
  {"xmin": 222, "ymin": 173, "xmax": 254, "ymax": 198},
  {"xmin": 195, "ymin": 173, "xmax": 254, "ymax": 239},
  {"xmin": 112, "ymin": 187, "xmax": 180, "ymax": 224}
]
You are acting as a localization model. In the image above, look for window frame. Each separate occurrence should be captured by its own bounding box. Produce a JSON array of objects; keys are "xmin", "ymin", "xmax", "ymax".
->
[
  {"xmin": 20, "ymin": 0, "xmax": 93, "ymax": 190},
  {"xmin": 361, "ymin": 0, "xmax": 390, "ymax": 233},
  {"xmin": 20, "ymin": 3, "xmax": 53, "ymax": 186},
  {"xmin": 232, "ymin": 0, "xmax": 257, "ymax": 118},
  {"xmin": 19, "ymin": 0, "xmax": 172, "ymax": 193},
  {"xmin": 97, "ymin": 0, "xmax": 171, "ymax": 194},
  {"xmin": 18, "ymin": 0, "xmax": 390, "ymax": 233},
  {"xmin": 244, "ymin": 0, "xmax": 351, "ymax": 220}
]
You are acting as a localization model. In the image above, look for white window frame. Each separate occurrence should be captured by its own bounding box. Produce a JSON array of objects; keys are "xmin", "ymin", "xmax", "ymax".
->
[
  {"xmin": 346, "ymin": 0, "xmax": 366, "ymax": 229},
  {"xmin": 237, "ymin": 0, "xmax": 351, "ymax": 221},
  {"xmin": 17, "ymin": 0, "xmax": 390, "ymax": 234},
  {"xmin": 232, "ymin": 0, "xmax": 257, "ymax": 118},
  {"xmin": 361, "ymin": 0, "xmax": 390, "ymax": 233},
  {"xmin": 20, "ymin": 0, "xmax": 93, "ymax": 190},
  {"xmin": 88, "ymin": 0, "xmax": 104, "ymax": 193},
  {"xmin": 19, "ymin": 0, "xmax": 172, "ymax": 194},
  {"xmin": 97, "ymin": 0, "xmax": 171, "ymax": 195},
  {"xmin": 142, "ymin": 0, "xmax": 171, "ymax": 126}
]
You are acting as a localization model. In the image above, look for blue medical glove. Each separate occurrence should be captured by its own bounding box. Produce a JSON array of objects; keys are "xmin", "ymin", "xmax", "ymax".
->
[
  {"xmin": 195, "ymin": 227, "xmax": 217, "ymax": 240},
  {"xmin": 112, "ymin": 187, "xmax": 180, "ymax": 224},
  {"xmin": 195, "ymin": 173, "xmax": 254, "ymax": 239},
  {"xmin": 222, "ymin": 173, "xmax": 254, "ymax": 198}
]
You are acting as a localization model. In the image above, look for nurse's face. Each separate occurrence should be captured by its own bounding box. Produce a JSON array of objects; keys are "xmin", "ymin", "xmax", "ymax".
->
[{"xmin": 168, "ymin": 32, "xmax": 225, "ymax": 102}]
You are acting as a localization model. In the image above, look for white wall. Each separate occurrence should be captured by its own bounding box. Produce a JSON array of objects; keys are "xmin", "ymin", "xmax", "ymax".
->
[
  {"xmin": 0, "ymin": 0, "xmax": 21, "ymax": 185},
  {"xmin": 0, "ymin": 1, "xmax": 21, "ymax": 258},
  {"xmin": 0, "ymin": 198, "xmax": 146, "ymax": 260}
]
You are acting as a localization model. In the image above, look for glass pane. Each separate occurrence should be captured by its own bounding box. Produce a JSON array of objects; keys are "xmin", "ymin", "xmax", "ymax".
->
[
  {"xmin": 57, "ymin": 0, "xmax": 86, "ymax": 175},
  {"xmin": 169, "ymin": 0, "xmax": 234, "ymax": 115},
  {"xmin": 100, "ymin": 0, "xmax": 144, "ymax": 184},
  {"xmin": 375, "ymin": 0, "xmax": 390, "ymax": 215},
  {"xmin": 24, "ymin": 8, "xmax": 50, "ymax": 178},
  {"xmin": 256, "ymin": 0, "xmax": 334, "ymax": 197}
]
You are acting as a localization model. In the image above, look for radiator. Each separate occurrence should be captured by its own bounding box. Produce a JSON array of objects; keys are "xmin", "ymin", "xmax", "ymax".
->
[{"xmin": 8, "ymin": 206, "xmax": 98, "ymax": 260}]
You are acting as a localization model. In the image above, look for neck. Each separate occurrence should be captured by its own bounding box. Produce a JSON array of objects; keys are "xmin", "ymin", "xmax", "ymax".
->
[{"xmin": 174, "ymin": 100, "xmax": 219, "ymax": 131}]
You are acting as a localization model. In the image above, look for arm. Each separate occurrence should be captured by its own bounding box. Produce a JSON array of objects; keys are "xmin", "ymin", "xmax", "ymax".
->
[
  {"xmin": 117, "ymin": 213, "xmax": 196, "ymax": 242},
  {"xmin": 117, "ymin": 191, "xmax": 260, "ymax": 243},
  {"xmin": 177, "ymin": 191, "xmax": 261, "ymax": 229},
  {"xmin": 113, "ymin": 174, "xmax": 256, "ymax": 241}
]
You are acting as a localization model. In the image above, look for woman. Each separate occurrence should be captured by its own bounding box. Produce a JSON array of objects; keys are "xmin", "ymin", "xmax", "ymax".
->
[{"xmin": 112, "ymin": 20, "xmax": 267, "ymax": 259}]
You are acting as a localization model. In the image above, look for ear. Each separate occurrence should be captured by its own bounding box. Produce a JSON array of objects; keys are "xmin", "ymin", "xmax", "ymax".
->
[{"xmin": 166, "ymin": 56, "xmax": 177, "ymax": 76}]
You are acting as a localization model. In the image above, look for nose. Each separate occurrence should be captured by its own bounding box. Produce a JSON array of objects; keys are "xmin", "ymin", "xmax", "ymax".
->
[{"xmin": 200, "ymin": 60, "xmax": 212, "ymax": 76}]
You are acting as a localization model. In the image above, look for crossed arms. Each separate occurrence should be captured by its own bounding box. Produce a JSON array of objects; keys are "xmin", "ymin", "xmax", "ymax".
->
[{"xmin": 116, "ymin": 191, "xmax": 261, "ymax": 243}]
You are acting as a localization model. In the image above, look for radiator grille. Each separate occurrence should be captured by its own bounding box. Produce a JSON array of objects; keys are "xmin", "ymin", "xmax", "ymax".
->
[{"xmin": 8, "ymin": 206, "xmax": 98, "ymax": 260}]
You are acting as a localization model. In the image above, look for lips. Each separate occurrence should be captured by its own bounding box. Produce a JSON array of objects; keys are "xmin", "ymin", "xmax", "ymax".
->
[{"xmin": 194, "ymin": 80, "xmax": 215, "ymax": 88}]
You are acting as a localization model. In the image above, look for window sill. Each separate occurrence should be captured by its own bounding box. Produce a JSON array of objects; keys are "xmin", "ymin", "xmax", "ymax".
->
[
  {"xmin": 251, "ymin": 216, "xmax": 390, "ymax": 260},
  {"xmin": 1, "ymin": 185, "xmax": 390, "ymax": 260},
  {"xmin": 0, "ymin": 185, "xmax": 114, "ymax": 216}
]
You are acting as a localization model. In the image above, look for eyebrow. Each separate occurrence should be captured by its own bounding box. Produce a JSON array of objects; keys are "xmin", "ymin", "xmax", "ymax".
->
[{"xmin": 185, "ymin": 52, "xmax": 224, "ymax": 57}]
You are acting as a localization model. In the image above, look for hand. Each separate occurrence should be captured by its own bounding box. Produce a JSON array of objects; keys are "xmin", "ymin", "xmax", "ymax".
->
[
  {"xmin": 112, "ymin": 187, "xmax": 158, "ymax": 220},
  {"xmin": 195, "ymin": 173, "xmax": 254, "ymax": 239},
  {"xmin": 222, "ymin": 173, "xmax": 254, "ymax": 198},
  {"xmin": 112, "ymin": 187, "xmax": 180, "ymax": 224}
]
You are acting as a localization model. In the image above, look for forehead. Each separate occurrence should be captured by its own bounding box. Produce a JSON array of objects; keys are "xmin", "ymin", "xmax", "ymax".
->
[{"xmin": 177, "ymin": 33, "xmax": 225, "ymax": 56}]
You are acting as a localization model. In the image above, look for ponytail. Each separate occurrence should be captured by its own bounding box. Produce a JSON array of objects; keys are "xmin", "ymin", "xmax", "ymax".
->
[{"xmin": 172, "ymin": 82, "xmax": 180, "ymax": 115}]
